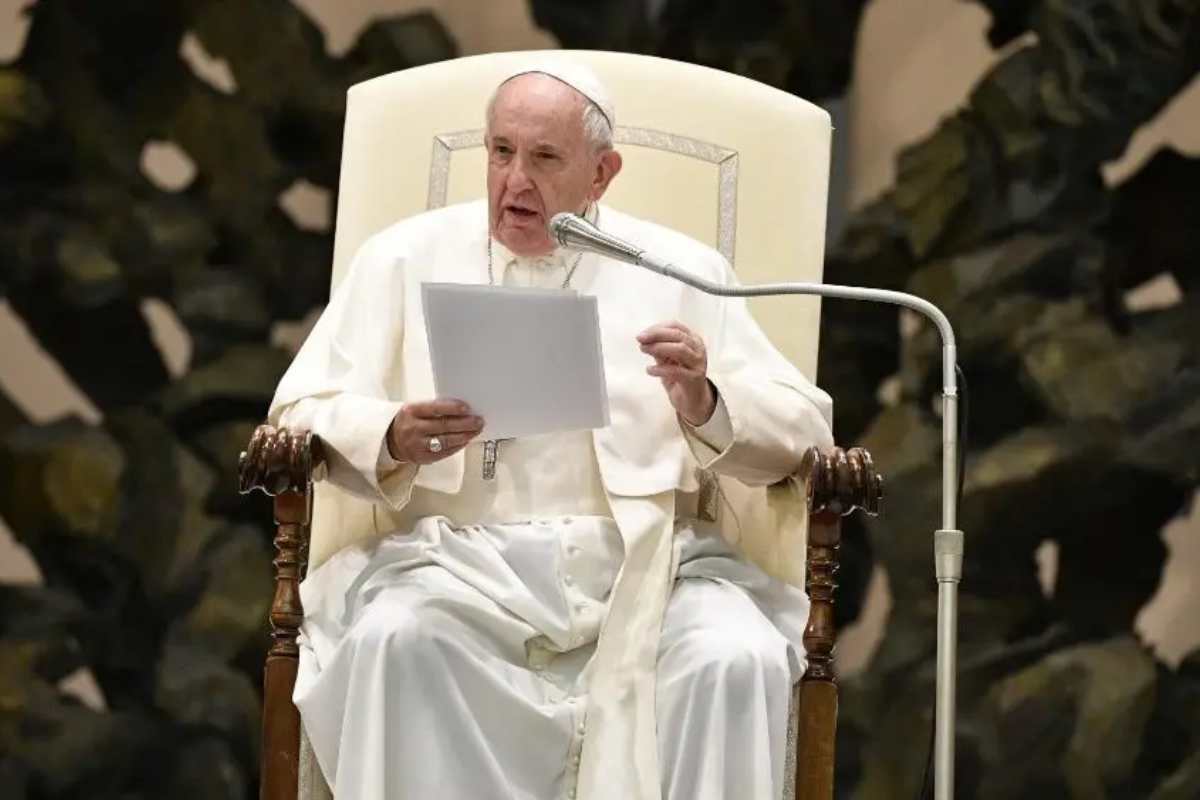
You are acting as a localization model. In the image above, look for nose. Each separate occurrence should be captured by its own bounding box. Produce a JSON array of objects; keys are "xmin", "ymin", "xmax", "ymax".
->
[{"xmin": 505, "ymin": 153, "xmax": 534, "ymax": 193}]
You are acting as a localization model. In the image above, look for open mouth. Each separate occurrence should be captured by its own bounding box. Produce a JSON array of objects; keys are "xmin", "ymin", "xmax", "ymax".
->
[{"xmin": 506, "ymin": 205, "xmax": 540, "ymax": 221}]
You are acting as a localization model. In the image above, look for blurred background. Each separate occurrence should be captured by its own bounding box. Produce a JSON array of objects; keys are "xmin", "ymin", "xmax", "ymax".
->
[{"xmin": 1, "ymin": 0, "xmax": 1198, "ymax": 797}]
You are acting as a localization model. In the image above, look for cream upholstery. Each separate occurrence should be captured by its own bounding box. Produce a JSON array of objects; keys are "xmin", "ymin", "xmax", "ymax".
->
[{"xmin": 301, "ymin": 50, "xmax": 831, "ymax": 800}]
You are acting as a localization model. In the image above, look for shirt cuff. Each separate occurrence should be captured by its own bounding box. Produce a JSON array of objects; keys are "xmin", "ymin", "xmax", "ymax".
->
[
  {"xmin": 376, "ymin": 435, "xmax": 421, "ymax": 507},
  {"xmin": 681, "ymin": 392, "xmax": 733, "ymax": 462},
  {"xmin": 377, "ymin": 435, "xmax": 403, "ymax": 476}
]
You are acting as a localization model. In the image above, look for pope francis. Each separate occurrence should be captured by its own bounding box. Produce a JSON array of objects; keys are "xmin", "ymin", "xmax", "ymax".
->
[{"xmin": 268, "ymin": 59, "xmax": 834, "ymax": 800}]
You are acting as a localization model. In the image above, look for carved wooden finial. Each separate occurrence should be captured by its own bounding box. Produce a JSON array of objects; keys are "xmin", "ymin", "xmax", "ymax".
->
[
  {"xmin": 237, "ymin": 425, "xmax": 316, "ymax": 661},
  {"xmin": 801, "ymin": 446, "xmax": 884, "ymax": 687},
  {"xmin": 238, "ymin": 424, "xmax": 319, "ymax": 496},
  {"xmin": 808, "ymin": 446, "xmax": 883, "ymax": 517}
]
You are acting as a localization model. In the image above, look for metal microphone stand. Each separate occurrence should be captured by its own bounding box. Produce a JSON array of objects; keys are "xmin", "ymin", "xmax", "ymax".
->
[{"xmin": 559, "ymin": 224, "xmax": 963, "ymax": 798}]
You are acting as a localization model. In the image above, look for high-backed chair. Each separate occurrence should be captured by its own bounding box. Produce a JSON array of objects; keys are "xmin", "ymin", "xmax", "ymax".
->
[{"xmin": 238, "ymin": 50, "xmax": 882, "ymax": 800}]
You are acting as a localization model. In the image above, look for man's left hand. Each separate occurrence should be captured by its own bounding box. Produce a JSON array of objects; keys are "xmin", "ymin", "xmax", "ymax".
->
[{"xmin": 638, "ymin": 321, "xmax": 716, "ymax": 426}]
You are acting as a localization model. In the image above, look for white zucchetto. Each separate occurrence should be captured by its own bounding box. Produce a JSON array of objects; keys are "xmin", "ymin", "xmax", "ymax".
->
[{"xmin": 498, "ymin": 58, "xmax": 616, "ymax": 128}]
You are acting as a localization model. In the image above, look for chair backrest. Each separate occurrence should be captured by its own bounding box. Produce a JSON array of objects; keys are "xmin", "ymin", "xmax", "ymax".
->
[{"xmin": 311, "ymin": 50, "xmax": 832, "ymax": 567}]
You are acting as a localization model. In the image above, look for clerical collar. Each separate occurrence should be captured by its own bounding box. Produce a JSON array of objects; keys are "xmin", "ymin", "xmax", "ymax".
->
[{"xmin": 489, "ymin": 203, "xmax": 598, "ymax": 285}]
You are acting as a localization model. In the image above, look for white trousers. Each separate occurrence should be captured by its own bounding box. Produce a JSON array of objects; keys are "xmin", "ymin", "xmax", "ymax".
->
[{"xmin": 295, "ymin": 515, "xmax": 809, "ymax": 800}]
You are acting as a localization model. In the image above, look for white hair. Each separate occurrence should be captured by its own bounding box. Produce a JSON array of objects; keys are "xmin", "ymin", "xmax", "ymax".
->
[
  {"xmin": 485, "ymin": 77, "xmax": 614, "ymax": 154},
  {"xmin": 580, "ymin": 99, "xmax": 614, "ymax": 152}
]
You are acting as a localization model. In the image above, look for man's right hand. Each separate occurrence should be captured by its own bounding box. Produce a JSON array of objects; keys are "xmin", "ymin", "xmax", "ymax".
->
[{"xmin": 386, "ymin": 399, "xmax": 485, "ymax": 464}]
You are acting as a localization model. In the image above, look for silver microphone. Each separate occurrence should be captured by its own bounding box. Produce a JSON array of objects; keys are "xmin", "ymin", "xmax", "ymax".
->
[{"xmin": 548, "ymin": 210, "xmax": 965, "ymax": 797}]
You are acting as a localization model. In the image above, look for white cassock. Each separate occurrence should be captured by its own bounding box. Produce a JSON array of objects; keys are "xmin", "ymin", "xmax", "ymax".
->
[{"xmin": 269, "ymin": 199, "xmax": 834, "ymax": 800}]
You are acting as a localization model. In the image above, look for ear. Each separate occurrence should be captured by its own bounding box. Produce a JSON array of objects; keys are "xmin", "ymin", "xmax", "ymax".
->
[{"xmin": 589, "ymin": 149, "xmax": 623, "ymax": 202}]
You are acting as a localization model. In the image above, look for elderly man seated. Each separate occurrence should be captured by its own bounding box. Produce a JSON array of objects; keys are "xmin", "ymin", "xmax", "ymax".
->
[{"xmin": 269, "ymin": 60, "xmax": 833, "ymax": 800}]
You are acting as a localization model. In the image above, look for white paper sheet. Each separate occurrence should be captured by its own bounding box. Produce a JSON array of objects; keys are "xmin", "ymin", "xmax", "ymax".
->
[{"xmin": 421, "ymin": 282, "xmax": 610, "ymax": 439}]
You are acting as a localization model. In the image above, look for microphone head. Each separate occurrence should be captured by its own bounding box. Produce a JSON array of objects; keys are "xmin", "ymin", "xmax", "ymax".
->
[
  {"xmin": 546, "ymin": 210, "xmax": 643, "ymax": 265},
  {"xmin": 548, "ymin": 212, "xmax": 581, "ymax": 247}
]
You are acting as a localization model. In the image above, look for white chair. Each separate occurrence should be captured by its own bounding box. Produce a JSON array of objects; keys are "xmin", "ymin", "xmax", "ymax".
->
[{"xmin": 239, "ymin": 50, "xmax": 881, "ymax": 800}]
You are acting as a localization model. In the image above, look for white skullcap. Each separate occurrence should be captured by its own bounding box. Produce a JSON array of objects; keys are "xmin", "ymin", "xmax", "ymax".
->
[{"xmin": 498, "ymin": 58, "xmax": 615, "ymax": 128}]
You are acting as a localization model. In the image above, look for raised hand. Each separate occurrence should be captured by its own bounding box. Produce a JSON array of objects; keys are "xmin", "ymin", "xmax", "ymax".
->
[{"xmin": 637, "ymin": 321, "xmax": 716, "ymax": 426}]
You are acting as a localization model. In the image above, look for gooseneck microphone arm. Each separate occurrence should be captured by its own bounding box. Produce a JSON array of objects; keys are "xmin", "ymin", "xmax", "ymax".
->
[{"xmin": 550, "ymin": 211, "xmax": 965, "ymax": 800}]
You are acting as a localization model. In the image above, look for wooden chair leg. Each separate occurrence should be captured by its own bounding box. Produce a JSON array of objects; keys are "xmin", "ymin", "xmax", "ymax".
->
[
  {"xmin": 796, "ymin": 680, "xmax": 839, "ymax": 800},
  {"xmin": 796, "ymin": 509, "xmax": 841, "ymax": 800},
  {"xmin": 260, "ymin": 490, "xmax": 310, "ymax": 800},
  {"xmin": 262, "ymin": 654, "xmax": 302, "ymax": 800}
]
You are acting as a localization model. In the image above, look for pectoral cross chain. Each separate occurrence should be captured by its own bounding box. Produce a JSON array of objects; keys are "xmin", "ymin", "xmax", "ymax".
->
[{"xmin": 481, "ymin": 438, "xmax": 512, "ymax": 480}]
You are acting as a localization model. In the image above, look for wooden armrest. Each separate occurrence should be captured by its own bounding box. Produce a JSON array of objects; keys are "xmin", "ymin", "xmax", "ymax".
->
[
  {"xmin": 805, "ymin": 446, "xmax": 883, "ymax": 518},
  {"xmin": 799, "ymin": 445, "xmax": 882, "ymax": 684},
  {"xmin": 238, "ymin": 424, "xmax": 323, "ymax": 496},
  {"xmin": 239, "ymin": 424, "xmax": 322, "ymax": 800},
  {"xmin": 795, "ymin": 446, "xmax": 882, "ymax": 800}
]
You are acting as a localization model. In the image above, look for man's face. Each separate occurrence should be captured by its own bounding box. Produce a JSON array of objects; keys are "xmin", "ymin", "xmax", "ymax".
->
[{"xmin": 486, "ymin": 74, "xmax": 619, "ymax": 257}]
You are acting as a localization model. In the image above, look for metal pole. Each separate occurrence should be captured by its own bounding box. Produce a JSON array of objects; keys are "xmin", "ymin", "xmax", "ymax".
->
[{"xmin": 935, "ymin": 362, "xmax": 962, "ymax": 800}]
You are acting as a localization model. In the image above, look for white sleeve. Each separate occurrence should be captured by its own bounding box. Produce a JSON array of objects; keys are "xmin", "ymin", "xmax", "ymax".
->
[
  {"xmin": 679, "ymin": 391, "xmax": 734, "ymax": 464},
  {"xmin": 268, "ymin": 234, "xmax": 419, "ymax": 510}
]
